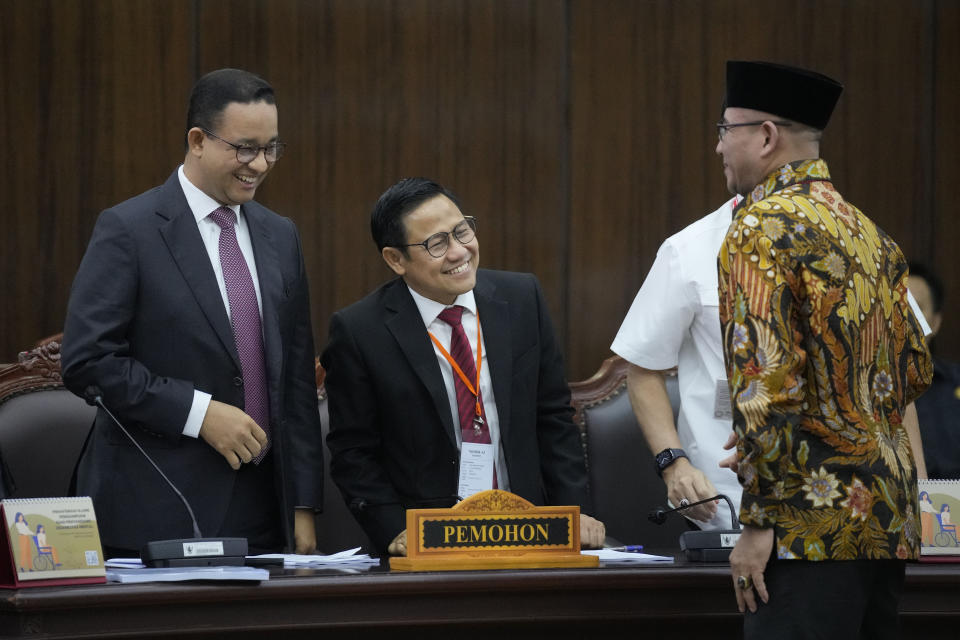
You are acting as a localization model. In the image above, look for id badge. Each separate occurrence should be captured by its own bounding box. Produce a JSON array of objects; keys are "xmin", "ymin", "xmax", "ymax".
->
[
  {"xmin": 457, "ymin": 442, "xmax": 495, "ymax": 499},
  {"xmin": 714, "ymin": 379, "xmax": 732, "ymax": 420}
]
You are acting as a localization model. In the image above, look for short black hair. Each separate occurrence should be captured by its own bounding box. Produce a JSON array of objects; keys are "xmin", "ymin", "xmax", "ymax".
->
[
  {"xmin": 184, "ymin": 68, "xmax": 275, "ymax": 149},
  {"xmin": 909, "ymin": 261, "xmax": 945, "ymax": 313},
  {"xmin": 370, "ymin": 178, "xmax": 462, "ymax": 253}
]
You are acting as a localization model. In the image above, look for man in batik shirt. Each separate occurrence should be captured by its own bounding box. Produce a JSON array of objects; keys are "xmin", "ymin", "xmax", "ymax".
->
[{"xmin": 715, "ymin": 60, "xmax": 932, "ymax": 639}]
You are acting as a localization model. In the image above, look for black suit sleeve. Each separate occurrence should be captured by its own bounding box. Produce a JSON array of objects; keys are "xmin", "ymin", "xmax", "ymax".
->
[
  {"xmin": 322, "ymin": 311, "xmax": 406, "ymax": 552},
  {"xmin": 529, "ymin": 275, "xmax": 592, "ymax": 512},
  {"xmin": 61, "ymin": 208, "xmax": 193, "ymax": 440},
  {"xmin": 279, "ymin": 220, "xmax": 325, "ymax": 509}
]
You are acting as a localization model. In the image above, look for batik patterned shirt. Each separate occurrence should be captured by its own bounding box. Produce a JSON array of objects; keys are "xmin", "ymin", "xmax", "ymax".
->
[{"xmin": 718, "ymin": 158, "xmax": 932, "ymax": 561}]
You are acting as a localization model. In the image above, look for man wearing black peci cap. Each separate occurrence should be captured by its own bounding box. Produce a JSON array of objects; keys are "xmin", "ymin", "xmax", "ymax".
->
[{"xmin": 715, "ymin": 61, "xmax": 932, "ymax": 638}]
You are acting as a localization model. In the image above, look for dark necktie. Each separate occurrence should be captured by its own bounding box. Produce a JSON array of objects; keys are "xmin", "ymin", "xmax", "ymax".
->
[
  {"xmin": 209, "ymin": 207, "xmax": 270, "ymax": 463},
  {"xmin": 436, "ymin": 306, "xmax": 496, "ymax": 488}
]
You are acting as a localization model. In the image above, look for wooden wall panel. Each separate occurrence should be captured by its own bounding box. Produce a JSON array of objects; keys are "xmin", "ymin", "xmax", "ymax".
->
[
  {"xmin": 0, "ymin": 0, "xmax": 192, "ymax": 359},
  {"xmin": 568, "ymin": 0, "xmax": 938, "ymax": 379},
  {"xmin": 193, "ymin": 0, "xmax": 569, "ymax": 352},
  {"xmin": 1, "ymin": 0, "xmax": 953, "ymax": 385},
  {"xmin": 931, "ymin": 0, "xmax": 960, "ymax": 359}
]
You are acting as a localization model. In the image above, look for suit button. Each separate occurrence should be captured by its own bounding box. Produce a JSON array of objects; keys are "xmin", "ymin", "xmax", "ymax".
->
[{"xmin": 233, "ymin": 376, "xmax": 244, "ymax": 387}]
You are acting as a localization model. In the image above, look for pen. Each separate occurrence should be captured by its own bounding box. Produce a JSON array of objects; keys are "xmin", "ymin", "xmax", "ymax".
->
[{"xmin": 608, "ymin": 545, "xmax": 644, "ymax": 553}]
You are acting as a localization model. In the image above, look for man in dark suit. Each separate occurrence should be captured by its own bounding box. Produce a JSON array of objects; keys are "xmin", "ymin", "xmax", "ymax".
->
[
  {"xmin": 62, "ymin": 68, "xmax": 323, "ymax": 556},
  {"xmin": 322, "ymin": 177, "xmax": 604, "ymax": 555}
]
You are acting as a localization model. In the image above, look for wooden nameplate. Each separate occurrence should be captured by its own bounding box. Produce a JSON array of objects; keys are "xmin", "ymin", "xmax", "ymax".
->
[{"xmin": 389, "ymin": 490, "xmax": 598, "ymax": 571}]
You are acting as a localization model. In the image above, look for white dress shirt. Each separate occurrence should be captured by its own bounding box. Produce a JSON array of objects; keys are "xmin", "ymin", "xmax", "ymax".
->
[
  {"xmin": 176, "ymin": 165, "xmax": 264, "ymax": 437},
  {"xmin": 611, "ymin": 198, "xmax": 741, "ymax": 530},
  {"xmin": 407, "ymin": 286, "xmax": 511, "ymax": 492}
]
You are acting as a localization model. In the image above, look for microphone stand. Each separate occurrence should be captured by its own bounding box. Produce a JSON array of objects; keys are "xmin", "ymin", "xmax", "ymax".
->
[
  {"xmin": 87, "ymin": 389, "xmax": 248, "ymax": 567},
  {"xmin": 648, "ymin": 494, "xmax": 742, "ymax": 562}
]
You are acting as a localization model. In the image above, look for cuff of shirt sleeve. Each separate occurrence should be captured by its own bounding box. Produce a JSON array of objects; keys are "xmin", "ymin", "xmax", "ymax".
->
[
  {"xmin": 183, "ymin": 390, "xmax": 212, "ymax": 438},
  {"xmin": 737, "ymin": 493, "xmax": 779, "ymax": 528}
]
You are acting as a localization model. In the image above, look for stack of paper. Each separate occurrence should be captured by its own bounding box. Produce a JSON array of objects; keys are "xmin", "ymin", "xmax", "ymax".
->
[
  {"xmin": 106, "ymin": 566, "xmax": 269, "ymax": 583},
  {"xmin": 582, "ymin": 549, "xmax": 675, "ymax": 563},
  {"xmin": 250, "ymin": 547, "xmax": 380, "ymax": 568}
]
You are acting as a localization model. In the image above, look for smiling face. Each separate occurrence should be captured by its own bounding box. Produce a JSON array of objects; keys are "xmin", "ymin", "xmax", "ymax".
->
[
  {"xmin": 381, "ymin": 194, "xmax": 479, "ymax": 304},
  {"xmin": 184, "ymin": 100, "xmax": 278, "ymax": 206}
]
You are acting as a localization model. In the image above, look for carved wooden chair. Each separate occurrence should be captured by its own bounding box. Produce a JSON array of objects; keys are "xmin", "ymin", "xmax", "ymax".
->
[
  {"xmin": 0, "ymin": 337, "xmax": 369, "ymax": 553},
  {"xmin": 569, "ymin": 355, "xmax": 689, "ymax": 549},
  {"xmin": 0, "ymin": 334, "xmax": 95, "ymax": 498}
]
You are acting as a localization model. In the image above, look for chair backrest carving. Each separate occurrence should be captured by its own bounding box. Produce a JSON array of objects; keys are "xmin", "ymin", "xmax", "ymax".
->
[
  {"xmin": 569, "ymin": 355, "xmax": 688, "ymax": 549},
  {"xmin": 0, "ymin": 334, "xmax": 93, "ymax": 499}
]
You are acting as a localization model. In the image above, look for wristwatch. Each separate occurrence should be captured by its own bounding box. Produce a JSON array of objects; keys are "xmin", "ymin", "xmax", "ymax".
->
[{"xmin": 654, "ymin": 448, "xmax": 688, "ymax": 477}]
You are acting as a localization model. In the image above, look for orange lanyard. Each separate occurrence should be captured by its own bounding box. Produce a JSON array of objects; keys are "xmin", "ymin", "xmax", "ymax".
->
[{"xmin": 428, "ymin": 311, "xmax": 483, "ymax": 420}]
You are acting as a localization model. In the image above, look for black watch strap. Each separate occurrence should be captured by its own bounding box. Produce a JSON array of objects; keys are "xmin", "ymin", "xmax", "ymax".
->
[{"xmin": 654, "ymin": 448, "xmax": 688, "ymax": 477}]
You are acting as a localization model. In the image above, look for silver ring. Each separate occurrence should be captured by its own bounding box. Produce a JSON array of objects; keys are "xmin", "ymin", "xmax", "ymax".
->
[{"xmin": 679, "ymin": 498, "xmax": 690, "ymax": 507}]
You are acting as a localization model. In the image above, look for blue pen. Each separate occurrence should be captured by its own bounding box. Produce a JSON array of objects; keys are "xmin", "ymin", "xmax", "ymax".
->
[{"xmin": 608, "ymin": 545, "xmax": 644, "ymax": 553}]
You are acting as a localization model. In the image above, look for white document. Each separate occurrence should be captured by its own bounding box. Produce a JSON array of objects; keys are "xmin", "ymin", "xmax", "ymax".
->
[
  {"xmin": 582, "ymin": 549, "xmax": 675, "ymax": 563},
  {"xmin": 250, "ymin": 547, "xmax": 380, "ymax": 568},
  {"xmin": 457, "ymin": 442, "xmax": 495, "ymax": 498},
  {"xmin": 106, "ymin": 566, "xmax": 269, "ymax": 583}
]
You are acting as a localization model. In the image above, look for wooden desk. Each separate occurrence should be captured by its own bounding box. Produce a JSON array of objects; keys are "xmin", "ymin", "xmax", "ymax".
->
[{"xmin": 1, "ymin": 561, "xmax": 957, "ymax": 639}]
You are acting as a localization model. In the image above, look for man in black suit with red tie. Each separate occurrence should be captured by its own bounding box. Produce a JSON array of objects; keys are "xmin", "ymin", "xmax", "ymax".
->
[
  {"xmin": 322, "ymin": 177, "xmax": 604, "ymax": 555},
  {"xmin": 62, "ymin": 69, "xmax": 323, "ymax": 557}
]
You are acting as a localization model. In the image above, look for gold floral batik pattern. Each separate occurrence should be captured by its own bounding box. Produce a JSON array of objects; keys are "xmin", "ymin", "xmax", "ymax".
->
[{"xmin": 718, "ymin": 159, "xmax": 932, "ymax": 561}]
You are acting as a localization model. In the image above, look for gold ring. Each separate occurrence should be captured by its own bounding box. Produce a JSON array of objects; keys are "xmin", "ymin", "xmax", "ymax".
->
[{"xmin": 737, "ymin": 575, "xmax": 752, "ymax": 590}]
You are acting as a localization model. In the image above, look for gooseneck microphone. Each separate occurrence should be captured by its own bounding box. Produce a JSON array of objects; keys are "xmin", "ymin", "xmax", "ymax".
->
[
  {"xmin": 648, "ymin": 494, "xmax": 740, "ymax": 530},
  {"xmin": 85, "ymin": 387, "xmax": 203, "ymax": 539},
  {"xmin": 84, "ymin": 387, "xmax": 248, "ymax": 567},
  {"xmin": 649, "ymin": 493, "xmax": 742, "ymax": 562}
]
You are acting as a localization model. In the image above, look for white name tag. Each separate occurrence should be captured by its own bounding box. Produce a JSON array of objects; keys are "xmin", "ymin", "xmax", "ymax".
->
[
  {"xmin": 183, "ymin": 541, "xmax": 224, "ymax": 557},
  {"xmin": 714, "ymin": 379, "xmax": 733, "ymax": 420},
  {"xmin": 720, "ymin": 533, "xmax": 741, "ymax": 548},
  {"xmin": 457, "ymin": 443, "xmax": 495, "ymax": 499}
]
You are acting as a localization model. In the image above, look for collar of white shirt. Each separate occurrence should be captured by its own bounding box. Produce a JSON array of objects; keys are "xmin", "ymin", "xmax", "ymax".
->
[
  {"xmin": 177, "ymin": 165, "xmax": 241, "ymax": 223},
  {"xmin": 407, "ymin": 286, "xmax": 478, "ymax": 329}
]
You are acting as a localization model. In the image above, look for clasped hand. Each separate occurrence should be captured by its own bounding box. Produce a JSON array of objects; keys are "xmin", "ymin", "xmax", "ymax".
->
[{"xmin": 199, "ymin": 400, "xmax": 268, "ymax": 470}]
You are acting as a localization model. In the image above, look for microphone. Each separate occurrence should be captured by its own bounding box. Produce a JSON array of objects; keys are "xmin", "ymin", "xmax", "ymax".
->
[
  {"xmin": 648, "ymin": 494, "xmax": 742, "ymax": 562},
  {"xmin": 85, "ymin": 387, "xmax": 248, "ymax": 567}
]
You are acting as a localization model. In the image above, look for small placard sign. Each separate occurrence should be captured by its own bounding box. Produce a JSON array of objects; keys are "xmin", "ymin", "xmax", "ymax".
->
[{"xmin": 390, "ymin": 490, "xmax": 598, "ymax": 571}]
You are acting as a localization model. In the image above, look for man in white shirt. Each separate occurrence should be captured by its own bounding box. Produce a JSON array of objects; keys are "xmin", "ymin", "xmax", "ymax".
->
[{"xmin": 612, "ymin": 197, "xmax": 742, "ymax": 531}]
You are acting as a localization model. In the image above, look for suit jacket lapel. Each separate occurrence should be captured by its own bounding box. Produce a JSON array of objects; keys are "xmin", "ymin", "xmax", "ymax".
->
[
  {"xmin": 384, "ymin": 280, "xmax": 458, "ymax": 447},
  {"xmin": 244, "ymin": 205, "xmax": 283, "ymax": 396},
  {"xmin": 474, "ymin": 273, "xmax": 512, "ymax": 441},
  {"xmin": 156, "ymin": 172, "xmax": 241, "ymax": 371}
]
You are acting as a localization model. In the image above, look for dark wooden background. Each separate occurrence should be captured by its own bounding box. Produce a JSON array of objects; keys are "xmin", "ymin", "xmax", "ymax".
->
[{"xmin": 2, "ymin": 0, "xmax": 957, "ymax": 380}]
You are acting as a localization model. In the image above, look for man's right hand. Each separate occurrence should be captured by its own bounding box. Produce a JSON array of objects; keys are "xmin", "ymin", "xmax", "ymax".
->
[
  {"xmin": 662, "ymin": 458, "xmax": 719, "ymax": 523},
  {"xmin": 199, "ymin": 400, "xmax": 267, "ymax": 470},
  {"xmin": 387, "ymin": 529, "xmax": 407, "ymax": 556}
]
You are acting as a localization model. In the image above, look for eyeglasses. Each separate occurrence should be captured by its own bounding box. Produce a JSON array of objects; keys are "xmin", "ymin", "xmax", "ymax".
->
[
  {"xmin": 398, "ymin": 216, "xmax": 477, "ymax": 258},
  {"xmin": 201, "ymin": 129, "xmax": 286, "ymax": 163},
  {"xmin": 716, "ymin": 120, "xmax": 793, "ymax": 141}
]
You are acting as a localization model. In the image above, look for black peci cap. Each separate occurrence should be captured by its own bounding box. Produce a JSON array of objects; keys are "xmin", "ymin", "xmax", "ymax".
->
[{"xmin": 724, "ymin": 61, "xmax": 843, "ymax": 130}]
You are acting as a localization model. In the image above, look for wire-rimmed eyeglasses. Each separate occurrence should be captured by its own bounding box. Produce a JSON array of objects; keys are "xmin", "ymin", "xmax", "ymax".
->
[
  {"xmin": 716, "ymin": 120, "xmax": 793, "ymax": 141},
  {"xmin": 397, "ymin": 217, "xmax": 477, "ymax": 258}
]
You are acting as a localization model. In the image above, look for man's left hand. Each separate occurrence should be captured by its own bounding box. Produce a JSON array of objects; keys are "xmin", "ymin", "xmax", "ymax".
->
[
  {"xmin": 728, "ymin": 525, "xmax": 774, "ymax": 613},
  {"xmin": 294, "ymin": 508, "xmax": 317, "ymax": 555},
  {"xmin": 579, "ymin": 514, "xmax": 606, "ymax": 549}
]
